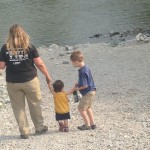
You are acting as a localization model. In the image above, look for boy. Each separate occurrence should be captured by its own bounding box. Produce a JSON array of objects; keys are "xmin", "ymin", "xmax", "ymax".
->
[{"xmin": 70, "ymin": 51, "xmax": 96, "ymax": 130}]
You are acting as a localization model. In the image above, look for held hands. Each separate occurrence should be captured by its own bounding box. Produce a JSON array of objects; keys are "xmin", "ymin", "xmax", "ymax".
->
[
  {"xmin": 46, "ymin": 76, "xmax": 52, "ymax": 84},
  {"xmin": 46, "ymin": 76, "xmax": 52, "ymax": 91},
  {"xmin": 74, "ymin": 83, "xmax": 79, "ymax": 91},
  {"xmin": 75, "ymin": 83, "xmax": 78, "ymax": 87}
]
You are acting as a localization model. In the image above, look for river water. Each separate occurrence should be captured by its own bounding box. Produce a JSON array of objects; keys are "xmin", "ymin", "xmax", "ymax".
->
[{"xmin": 0, "ymin": 0, "xmax": 150, "ymax": 46}]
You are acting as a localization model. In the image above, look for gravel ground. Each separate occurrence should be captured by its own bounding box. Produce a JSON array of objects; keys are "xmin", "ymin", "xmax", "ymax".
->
[{"xmin": 0, "ymin": 42, "xmax": 150, "ymax": 150}]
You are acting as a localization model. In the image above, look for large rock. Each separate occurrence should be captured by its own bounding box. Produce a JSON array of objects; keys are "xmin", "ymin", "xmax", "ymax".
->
[{"xmin": 136, "ymin": 33, "xmax": 150, "ymax": 42}]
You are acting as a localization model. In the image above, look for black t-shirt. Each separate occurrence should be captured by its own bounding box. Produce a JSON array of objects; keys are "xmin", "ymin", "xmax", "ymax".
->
[{"xmin": 0, "ymin": 44, "xmax": 39, "ymax": 83}]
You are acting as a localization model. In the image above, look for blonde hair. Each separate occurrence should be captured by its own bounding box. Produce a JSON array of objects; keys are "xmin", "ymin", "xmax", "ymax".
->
[
  {"xmin": 6, "ymin": 24, "xmax": 30, "ymax": 54},
  {"xmin": 70, "ymin": 50, "xmax": 84, "ymax": 62}
]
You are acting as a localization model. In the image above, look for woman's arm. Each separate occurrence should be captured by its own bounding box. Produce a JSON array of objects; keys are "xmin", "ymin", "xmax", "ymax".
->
[
  {"xmin": 33, "ymin": 57, "xmax": 52, "ymax": 83},
  {"xmin": 0, "ymin": 61, "xmax": 6, "ymax": 69}
]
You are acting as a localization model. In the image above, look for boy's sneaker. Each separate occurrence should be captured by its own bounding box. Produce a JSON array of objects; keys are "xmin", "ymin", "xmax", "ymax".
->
[
  {"xmin": 77, "ymin": 125, "xmax": 91, "ymax": 130},
  {"xmin": 59, "ymin": 122, "xmax": 64, "ymax": 132},
  {"xmin": 20, "ymin": 134, "xmax": 29, "ymax": 139},
  {"xmin": 91, "ymin": 124, "xmax": 97, "ymax": 130},
  {"xmin": 64, "ymin": 127, "xmax": 69, "ymax": 132},
  {"xmin": 35, "ymin": 125, "xmax": 48, "ymax": 134}
]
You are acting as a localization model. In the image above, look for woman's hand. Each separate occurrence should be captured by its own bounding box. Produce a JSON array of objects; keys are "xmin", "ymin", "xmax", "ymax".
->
[{"xmin": 46, "ymin": 76, "xmax": 52, "ymax": 84}]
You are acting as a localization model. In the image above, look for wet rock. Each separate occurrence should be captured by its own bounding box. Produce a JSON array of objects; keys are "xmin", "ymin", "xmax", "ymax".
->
[
  {"xmin": 109, "ymin": 31, "xmax": 120, "ymax": 37},
  {"xmin": 89, "ymin": 34, "xmax": 102, "ymax": 38},
  {"xmin": 119, "ymin": 34, "xmax": 123, "ymax": 37},
  {"xmin": 119, "ymin": 38, "xmax": 126, "ymax": 42},
  {"xmin": 104, "ymin": 35, "xmax": 108, "ymax": 38}
]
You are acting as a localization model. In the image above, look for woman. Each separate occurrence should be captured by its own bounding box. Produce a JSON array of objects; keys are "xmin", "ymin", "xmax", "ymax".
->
[{"xmin": 0, "ymin": 24, "xmax": 52, "ymax": 139}]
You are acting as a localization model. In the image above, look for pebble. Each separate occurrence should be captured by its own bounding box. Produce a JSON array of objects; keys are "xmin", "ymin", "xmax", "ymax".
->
[
  {"xmin": 63, "ymin": 60, "xmax": 69, "ymax": 64},
  {"xmin": 65, "ymin": 45, "xmax": 74, "ymax": 51},
  {"xmin": 59, "ymin": 52, "xmax": 65, "ymax": 56},
  {"xmin": 0, "ymin": 102, "xmax": 3, "ymax": 108}
]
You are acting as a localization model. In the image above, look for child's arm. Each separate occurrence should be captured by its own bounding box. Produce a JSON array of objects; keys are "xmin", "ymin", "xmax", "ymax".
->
[
  {"xmin": 66, "ymin": 86, "xmax": 76, "ymax": 95},
  {"xmin": 76, "ymin": 85, "xmax": 88, "ymax": 91},
  {"xmin": 48, "ymin": 83, "xmax": 55, "ymax": 95}
]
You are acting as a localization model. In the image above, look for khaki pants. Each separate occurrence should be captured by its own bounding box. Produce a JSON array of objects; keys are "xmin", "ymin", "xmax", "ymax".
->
[
  {"xmin": 79, "ymin": 91, "xmax": 96, "ymax": 110},
  {"xmin": 7, "ymin": 77, "xmax": 44, "ymax": 135}
]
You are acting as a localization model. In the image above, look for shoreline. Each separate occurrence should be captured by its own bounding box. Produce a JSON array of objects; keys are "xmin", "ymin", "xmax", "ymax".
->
[{"xmin": 0, "ymin": 41, "xmax": 150, "ymax": 149}]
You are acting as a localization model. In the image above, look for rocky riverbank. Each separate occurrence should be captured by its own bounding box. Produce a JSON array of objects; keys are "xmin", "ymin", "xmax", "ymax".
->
[{"xmin": 0, "ymin": 40, "xmax": 150, "ymax": 150}]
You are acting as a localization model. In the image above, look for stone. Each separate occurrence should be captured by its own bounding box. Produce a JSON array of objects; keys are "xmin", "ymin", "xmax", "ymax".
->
[
  {"xmin": 89, "ymin": 34, "xmax": 102, "ymax": 38},
  {"xmin": 66, "ymin": 51, "xmax": 72, "ymax": 54},
  {"xmin": 59, "ymin": 52, "xmax": 65, "ymax": 56},
  {"xmin": 49, "ymin": 44, "xmax": 60, "ymax": 50},
  {"xmin": 63, "ymin": 60, "xmax": 69, "ymax": 64},
  {"xmin": 119, "ymin": 38, "xmax": 125, "ymax": 42},
  {"xmin": 109, "ymin": 31, "xmax": 120, "ymax": 37},
  {"xmin": 0, "ymin": 102, "xmax": 3, "ymax": 108},
  {"xmin": 65, "ymin": 45, "xmax": 74, "ymax": 51},
  {"xmin": 136, "ymin": 33, "xmax": 150, "ymax": 42},
  {"xmin": 136, "ymin": 33, "xmax": 142, "ymax": 41},
  {"xmin": 73, "ymin": 45, "xmax": 80, "ymax": 50}
]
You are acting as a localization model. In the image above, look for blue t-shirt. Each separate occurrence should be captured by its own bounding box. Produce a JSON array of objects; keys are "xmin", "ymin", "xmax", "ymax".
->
[{"xmin": 78, "ymin": 65, "xmax": 96, "ymax": 96}]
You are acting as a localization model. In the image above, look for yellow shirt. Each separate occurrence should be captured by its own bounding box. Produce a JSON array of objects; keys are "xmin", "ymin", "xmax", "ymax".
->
[{"xmin": 53, "ymin": 92, "xmax": 69, "ymax": 114}]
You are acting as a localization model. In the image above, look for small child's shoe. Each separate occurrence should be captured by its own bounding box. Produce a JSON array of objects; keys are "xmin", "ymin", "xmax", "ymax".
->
[{"xmin": 64, "ymin": 127, "xmax": 69, "ymax": 132}]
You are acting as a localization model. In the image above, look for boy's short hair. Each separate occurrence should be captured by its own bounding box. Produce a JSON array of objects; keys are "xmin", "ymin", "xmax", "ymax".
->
[
  {"xmin": 70, "ymin": 51, "xmax": 83, "ymax": 62},
  {"xmin": 53, "ymin": 80, "xmax": 64, "ymax": 92}
]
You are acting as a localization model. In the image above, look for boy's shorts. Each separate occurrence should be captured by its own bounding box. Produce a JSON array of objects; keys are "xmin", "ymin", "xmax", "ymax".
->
[{"xmin": 78, "ymin": 91, "xmax": 96, "ymax": 110}]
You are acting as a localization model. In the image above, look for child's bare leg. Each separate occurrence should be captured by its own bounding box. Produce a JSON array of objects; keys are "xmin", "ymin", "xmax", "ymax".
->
[
  {"xmin": 87, "ymin": 108, "xmax": 95, "ymax": 125},
  {"xmin": 58, "ymin": 120, "xmax": 64, "ymax": 132},
  {"xmin": 64, "ymin": 120, "xmax": 69, "ymax": 132},
  {"xmin": 64, "ymin": 120, "xmax": 68, "ymax": 127},
  {"xmin": 78, "ymin": 107, "xmax": 90, "ymax": 126}
]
